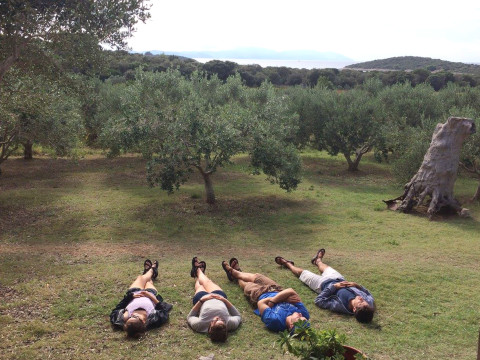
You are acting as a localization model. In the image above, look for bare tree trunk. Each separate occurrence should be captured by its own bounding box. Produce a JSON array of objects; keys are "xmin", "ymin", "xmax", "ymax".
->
[
  {"xmin": 472, "ymin": 182, "xmax": 480, "ymax": 202},
  {"xmin": 1, "ymin": 132, "xmax": 19, "ymax": 176},
  {"xmin": 344, "ymin": 144, "xmax": 370, "ymax": 172},
  {"xmin": 194, "ymin": 159, "xmax": 216, "ymax": 204},
  {"xmin": 202, "ymin": 172, "xmax": 215, "ymax": 204},
  {"xmin": 344, "ymin": 154, "xmax": 358, "ymax": 172},
  {"xmin": 345, "ymin": 153, "xmax": 364, "ymax": 172},
  {"xmin": 23, "ymin": 141, "xmax": 33, "ymax": 160},
  {"xmin": 384, "ymin": 117, "xmax": 476, "ymax": 217}
]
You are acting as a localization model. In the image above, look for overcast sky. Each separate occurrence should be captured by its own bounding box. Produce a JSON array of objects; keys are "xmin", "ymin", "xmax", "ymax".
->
[{"xmin": 127, "ymin": 0, "xmax": 480, "ymax": 63}]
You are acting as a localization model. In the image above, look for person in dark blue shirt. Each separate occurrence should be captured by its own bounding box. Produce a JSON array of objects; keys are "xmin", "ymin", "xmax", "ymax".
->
[
  {"xmin": 222, "ymin": 258, "xmax": 310, "ymax": 332},
  {"xmin": 275, "ymin": 249, "xmax": 375, "ymax": 323}
]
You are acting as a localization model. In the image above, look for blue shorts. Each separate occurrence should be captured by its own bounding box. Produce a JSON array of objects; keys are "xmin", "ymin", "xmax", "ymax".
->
[{"xmin": 192, "ymin": 290, "xmax": 227, "ymax": 305}]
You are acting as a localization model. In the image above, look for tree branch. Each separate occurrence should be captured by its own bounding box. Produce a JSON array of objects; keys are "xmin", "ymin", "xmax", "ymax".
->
[
  {"xmin": 459, "ymin": 161, "xmax": 480, "ymax": 175},
  {"xmin": 356, "ymin": 143, "xmax": 371, "ymax": 156}
]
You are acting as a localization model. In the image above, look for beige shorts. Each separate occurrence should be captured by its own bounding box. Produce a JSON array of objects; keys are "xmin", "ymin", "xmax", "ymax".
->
[
  {"xmin": 243, "ymin": 274, "xmax": 283, "ymax": 304},
  {"xmin": 299, "ymin": 267, "xmax": 344, "ymax": 293}
]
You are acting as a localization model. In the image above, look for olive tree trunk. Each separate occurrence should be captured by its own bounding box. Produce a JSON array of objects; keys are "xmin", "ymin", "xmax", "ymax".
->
[
  {"xmin": 384, "ymin": 117, "xmax": 476, "ymax": 217},
  {"xmin": 345, "ymin": 154, "xmax": 361, "ymax": 172},
  {"xmin": 195, "ymin": 161, "xmax": 216, "ymax": 204},
  {"xmin": 202, "ymin": 172, "xmax": 215, "ymax": 204},
  {"xmin": 472, "ymin": 182, "xmax": 480, "ymax": 202},
  {"xmin": 344, "ymin": 144, "xmax": 371, "ymax": 172},
  {"xmin": 23, "ymin": 141, "xmax": 33, "ymax": 160}
]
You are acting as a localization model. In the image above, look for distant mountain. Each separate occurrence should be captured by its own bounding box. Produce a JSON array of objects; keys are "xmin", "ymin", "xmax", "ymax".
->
[
  {"xmin": 144, "ymin": 48, "xmax": 353, "ymax": 62},
  {"xmin": 346, "ymin": 56, "xmax": 480, "ymax": 75}
]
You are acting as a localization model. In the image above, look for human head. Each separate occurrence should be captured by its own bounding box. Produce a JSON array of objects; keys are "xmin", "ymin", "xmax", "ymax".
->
[
  {"xmin": 285, "ymin": 312, "xmax": 307, "ymax": 331},
  {"xmin": 352, "ymin": 296, "xmax": 375, "ymax": 323},
  {"xmin": 208, "ymin": 316, "xmax": 228, "ymax": 342},
  {"xmin": 124, "ymin": 315, "xmax": 147, "ymax": 338}
]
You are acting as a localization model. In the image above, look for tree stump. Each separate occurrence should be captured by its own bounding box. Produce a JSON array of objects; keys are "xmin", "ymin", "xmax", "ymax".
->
[{"xmin": 384, "ymin": 117, "xmax": 476, "ymax": 218}]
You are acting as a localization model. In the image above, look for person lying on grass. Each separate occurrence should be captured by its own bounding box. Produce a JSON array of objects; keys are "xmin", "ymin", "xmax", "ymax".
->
[
  {"xmin": 222, "ymin": 257, "xmax": 310, "ymax": 332},
  {"xmin": 110, "ymin": 259, "xmax": 173, "ymax": 338},
  {"xmin": 187, "ymin": 257, "xmax": 242, "ymax": 342},
  {"xmin": 275, "ymin": 248, "xmax": 375, "ymax": 323}
]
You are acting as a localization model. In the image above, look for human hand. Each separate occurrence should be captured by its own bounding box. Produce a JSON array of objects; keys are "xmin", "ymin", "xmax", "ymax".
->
[
  {"xmin": 266, "ymin": 298, "xmax": 276, "ymax": 307},
  {"xmin": 334, "ymin": 281, "xmax": 358, "ymax": 289},
  {"xmin": 284, "ymin": 291, "xmax": 302, "ymax": 304},
  {"xmin": 334, "ymin": 281, "xmax": 349, "ymax": 289},
  {"xmin": 199, "ymin": 294, "xmax": 214, "ymax": 303},
  {"xmin": 133, "ymin": 291, "xmax": 154, "ymax": 300}
]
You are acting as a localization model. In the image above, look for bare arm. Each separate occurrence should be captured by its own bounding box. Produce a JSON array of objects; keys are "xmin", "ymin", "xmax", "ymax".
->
[
  {"xmin": 189, "ymin": 294, "xmax": 215, "ymax": 315},
  {"xmin": 257, "ymin": 288, "xmax": 301, "ymax": 316},
  {"xmin": 257, "ymin": 297, "xmax": 274, "ymax": 316},
  {"xmin": 210, "ymin": 294, "xmax": 237, "ymax": 312},
  {"xmin": 133, "ymin": 291, "xmax": 159, "ymax": 305},
  {"xmin": 333, "ymin": 281, "xmax": 361, "ymax": 289},
  {"xmin": 270, "ymin": 288, "xmax": 301, "ymax": 303},
  {"xmin": 187, "ymin": 294, "xmax": 215, "ymax": 331}
]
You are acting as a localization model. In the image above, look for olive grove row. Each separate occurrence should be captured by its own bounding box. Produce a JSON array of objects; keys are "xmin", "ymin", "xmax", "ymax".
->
[{"xmin": 1, "ymin": 69, "xmax": 480, "ymax": 203}]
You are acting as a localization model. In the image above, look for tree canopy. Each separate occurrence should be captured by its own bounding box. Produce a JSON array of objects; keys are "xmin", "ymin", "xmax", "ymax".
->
[
  {"xmin": 99, "ymin": 70, "xmax": 301, "ymax": 203},
  {"xmin": 0, "ymin": 69, "xmax": 82, "ymax": 173},
  {"xmin": 0, "ymin": 0, "xmax": 151, "ymax": 84}
]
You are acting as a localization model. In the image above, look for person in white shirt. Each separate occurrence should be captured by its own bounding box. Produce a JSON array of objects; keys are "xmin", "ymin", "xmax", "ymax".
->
[{"xmin": 187, "ymin": 257, "xmax": 242, "ymax": 342}]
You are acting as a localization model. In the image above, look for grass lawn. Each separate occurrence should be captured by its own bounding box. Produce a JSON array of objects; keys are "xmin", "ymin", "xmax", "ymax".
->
[{"xmin": 0, "ymin": 151, "xmax": 479, "ymax": 359}]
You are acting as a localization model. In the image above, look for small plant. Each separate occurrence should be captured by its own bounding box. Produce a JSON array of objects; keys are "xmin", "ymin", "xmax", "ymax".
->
[
  {"xmin": 386, "ymin": 240, "xmax": 400, "ymax": 246},
  {"xmin": 277, "ymin": 321, "xmax": 368, "ymax": 360}
]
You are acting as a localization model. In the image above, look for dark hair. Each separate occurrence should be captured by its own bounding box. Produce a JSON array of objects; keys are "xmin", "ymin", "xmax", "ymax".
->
[
  {"xmin": 124, "ymin": 318, "xmax": 146, "ymax": 338},
  {"xmin": 354, "ymin": 305, "xmax": 374, "ymax": 323},
  {"xmin": 208, "ymin": 321, "xmax": 228, "ymax": 342}
]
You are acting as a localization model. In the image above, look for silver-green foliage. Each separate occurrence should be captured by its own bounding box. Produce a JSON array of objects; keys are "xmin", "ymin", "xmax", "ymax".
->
[
  {"xmin": 99, "ymin": 70, "xmax": 301, "ymax": 202},
  {"xmin": 0, "ymin": 0, "xmax": 150, "ymax": 84},
  {"xmin": 0, "ymin": 70, "xmax": 82, "ymax": 169},
  {"xmin": 374, "ymin": 82, "xmax": 444, "ymax": 183},
  {"xmin": 388, "ymin": 118, "xmax": 438, "ymax": 185},
  {"xmin": 287, "ymin": 85, "xmax": 379, "ymax": 171},
  {"xmin": 385, "ymin": 84, "xmax": 480, "ymax": 187},
  {"xmin": 320, "ymin": 89, "xmax": 378, "ymax": 171},
  {"xmin": 375, "ymin": 82, "xmax": 443, "ymax": 128}
]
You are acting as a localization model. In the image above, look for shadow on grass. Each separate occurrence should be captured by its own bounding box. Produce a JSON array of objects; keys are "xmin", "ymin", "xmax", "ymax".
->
[
  {"xmin": 0, "ymin": 159, "xmax": 78, "ymax": 235},
  {"xmin": 0, "ymin": 156, "xmax": 147, "ymax": 187},
  {"xmin": 100, "ymin": 192, "xmax": 328, "ymax": 252},
  {"xmin": 302, "ymin": 155, "xmax": 393, "ymax": 178},
  {"xmin": 0, "ymin": 156, "xmax": 151, "ymax": 235},
  {"xmin": 132, "ymin": 194, "xmax": 323, "ymax": 237}
]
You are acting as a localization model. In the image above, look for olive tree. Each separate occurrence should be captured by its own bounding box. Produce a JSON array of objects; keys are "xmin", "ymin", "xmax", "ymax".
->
[
  {"xmin": 0, "ymin": 70, "xmax": 82, "ymax": 173},
  {"xmin": 313, "ymin": 88, "xmax": 378, "ymax": 172},
  {"xmin": 99, "ymin": 70, "xmax": 301, "ymax": 204},
  {"xmin": 285, "ymin": 86, "xmax": 323, "ymax": 148},
  {"xmin": 376, "ymin": 82, "xmax": 443, "ymax": 128},
  {"xmin": 0, "ymin": 0, "xmax": 150, "ymax": 85}
]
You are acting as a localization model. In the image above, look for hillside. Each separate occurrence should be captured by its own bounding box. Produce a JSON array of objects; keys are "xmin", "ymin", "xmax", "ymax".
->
[
  {"xmin": 346, "ymin": 56, "xmax": 480, "ymax": 75},
  {"xmin": 147, "ymin": 47, "xmax": 353, "ymax": 61}
]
